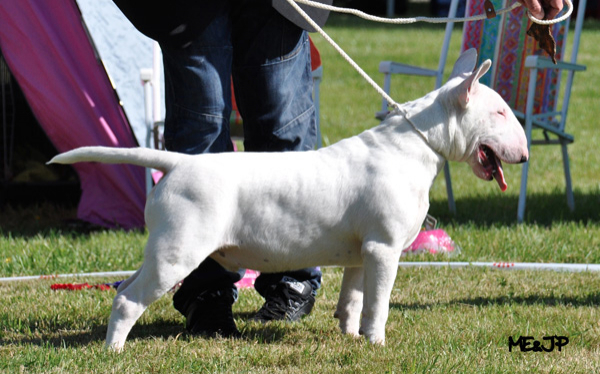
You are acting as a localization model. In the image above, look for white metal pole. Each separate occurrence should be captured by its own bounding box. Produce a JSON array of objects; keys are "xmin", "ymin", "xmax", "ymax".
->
[
  {"xmin": 141, "ymin": 68, "xmax": 154, "ymax": 195},
  {"xmin": 152, "ymin": 42, "xmax": 162, "ymax": 124}
]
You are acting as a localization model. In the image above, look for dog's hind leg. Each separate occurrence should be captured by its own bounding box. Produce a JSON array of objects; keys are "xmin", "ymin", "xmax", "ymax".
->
[
  {"xmin": 334, "ymin": 266, "xmax": 364, "ymax": 337},
  {"xmin": 115, "ymin": 265, "xmax": 143, "ymax": 294},
  {"xmin": 360, "ymin": 241, "xmax": 401, "ymax": 345},
  {"xmin": 105, "ymin": 234, "xmax": 213, "ymax": 351}
]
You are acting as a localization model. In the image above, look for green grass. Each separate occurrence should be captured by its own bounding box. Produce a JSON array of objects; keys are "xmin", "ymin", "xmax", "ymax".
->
[
  {"xmin": 1, "ymin": 12, "xmax": 600, "ymax": 374},
  {"xmin": 2, "ymin": 268, "xmax": 600, "ymax": 373}
]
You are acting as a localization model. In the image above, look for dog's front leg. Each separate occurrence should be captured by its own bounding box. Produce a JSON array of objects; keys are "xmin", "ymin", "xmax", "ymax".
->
[
  {"xmin": 334, "ymin": 266, "xmax": 364, "ymax": 337},
  {"xmin": 360, "ymin": 241, "xmax": 401, "ymax": 345}
]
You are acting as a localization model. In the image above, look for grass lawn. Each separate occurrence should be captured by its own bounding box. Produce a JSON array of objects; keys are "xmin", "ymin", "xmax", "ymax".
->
[{"xmin": 1, "ymin": 9, "xmax": 600, "ymax": 374}]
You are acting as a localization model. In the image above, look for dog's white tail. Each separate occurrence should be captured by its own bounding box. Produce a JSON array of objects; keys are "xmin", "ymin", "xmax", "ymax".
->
[{"xmin": 48, "ymin": 146, "xmax": 182, "ymax": 173}]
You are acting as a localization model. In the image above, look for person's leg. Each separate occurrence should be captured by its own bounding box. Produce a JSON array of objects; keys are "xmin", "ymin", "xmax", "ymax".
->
[
  {"xmin": 161, "ymin": 5, "xmax": 243, "ymax": 336},
  {"xmin": 231, "ymin": 4, "xmax": 316, "ymax": 153},
  {"xmin": 230, "ymin": 1, "xmax": 322, "ymax": 320},
  {"xmin": 161, "ymin": 15, "xmax": 234, "ymax": 154}
]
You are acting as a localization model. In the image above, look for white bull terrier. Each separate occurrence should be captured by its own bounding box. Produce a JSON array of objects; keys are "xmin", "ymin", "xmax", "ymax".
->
[{"xmin": 50, "ymin": 49, "xmax": 528, "ymax": 350}]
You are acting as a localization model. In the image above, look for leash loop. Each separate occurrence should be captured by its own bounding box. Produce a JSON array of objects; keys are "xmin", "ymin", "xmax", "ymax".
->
[
  {"xmin": 288, "ymin": 0, "xmax": 573, "ymax": 111},
  {"xmin": 293, "ymin": 0, "xmax": 572, "ymax": 25},
  {"xmin": 285, "ymin": 0, "xmax": 402, "ymax": 110}
]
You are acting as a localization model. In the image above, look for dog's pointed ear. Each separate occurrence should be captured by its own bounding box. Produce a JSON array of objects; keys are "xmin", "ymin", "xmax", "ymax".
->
[
  {"xmin": 449, "ymin": 48, "xmax": 478, "ymax": 80},
  {"xmin": 457, "ymin": 59, "xmax": 492, "ymax": 108}
]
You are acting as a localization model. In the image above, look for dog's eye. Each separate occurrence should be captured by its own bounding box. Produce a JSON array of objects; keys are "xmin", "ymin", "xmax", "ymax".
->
[{"xmin": 497, "ymin": 110, "xmax": 506, "ymax": 118}]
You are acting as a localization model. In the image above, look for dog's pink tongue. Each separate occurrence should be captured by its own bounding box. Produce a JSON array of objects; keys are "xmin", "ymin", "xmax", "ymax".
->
[{"xmin": 493, "ymin": 160, "xmax": 507, "ymax": 192}]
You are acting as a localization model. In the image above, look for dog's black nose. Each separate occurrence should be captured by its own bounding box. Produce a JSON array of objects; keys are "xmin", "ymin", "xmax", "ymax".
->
[{"xmin": 519, "ymin": 155, "xmax": 528, "ymax": 163}]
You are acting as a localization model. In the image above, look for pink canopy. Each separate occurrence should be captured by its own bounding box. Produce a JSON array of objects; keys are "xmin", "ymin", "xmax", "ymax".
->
[{"xmin": 0, "ymin": 0, "xmax": 145, "ymax": 228}]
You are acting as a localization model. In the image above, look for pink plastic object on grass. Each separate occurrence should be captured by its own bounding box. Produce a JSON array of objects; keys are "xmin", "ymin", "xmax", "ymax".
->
[{"xmin": 403, "ymin": 229, "xmax": 460, "ymax": 256}]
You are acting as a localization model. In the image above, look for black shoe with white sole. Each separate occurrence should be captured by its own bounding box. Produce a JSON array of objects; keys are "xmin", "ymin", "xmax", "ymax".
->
[{"xmin": 251, "ymin": 277, "xmax": 315, "ymax": 322}]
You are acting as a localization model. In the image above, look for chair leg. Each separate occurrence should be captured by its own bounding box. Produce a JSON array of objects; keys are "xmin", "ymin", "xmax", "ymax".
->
[
  {"xmin": 519, "ymin": 69, "xmax": 537, "ymax": 223},
  {"xmin": 444, "ymin": 161, "xmax": 456, "ymax": 215},
  {"xmin": 561, "ymin": 142, "xmax": 575, "ymax": 212},
  {"xmin": 518, "ymin": 115, "xmax": 533, "ymax": 223},
  {"xmin": 517, "ymin": 159, "xmax": 529, "ymax": 223}
]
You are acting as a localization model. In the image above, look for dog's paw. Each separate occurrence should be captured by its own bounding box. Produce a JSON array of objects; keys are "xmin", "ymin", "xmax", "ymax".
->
[
  {"xmin": 339, "ymin": 322, "xmax": 361, "ymax": 337},
  {"xmin": 335, "ymin": 311, "xmax": 361, "ymax": 337},
  {"xmin": 105, "ymin": 340, "xmax": 125, "ymax": 353},
  {"xmin": 342, "ymin": 329, "xmax": 361, "ymax": 339},
  {"xmin": 361, "ymin": 327, "xmax": 386, "ymax": 346},
  {"xmin": 369, "ymin": 337, "xmax": 386, "ymax": 346}
]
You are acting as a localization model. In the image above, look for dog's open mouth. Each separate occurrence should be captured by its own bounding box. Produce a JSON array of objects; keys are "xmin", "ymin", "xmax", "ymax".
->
[{"xmin": 479, "ymin": 145, "xmax": 507, "ymax": 192}]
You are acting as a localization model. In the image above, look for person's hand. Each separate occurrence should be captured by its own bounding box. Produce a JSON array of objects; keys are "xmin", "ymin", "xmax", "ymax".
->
[{"xmin": 516, "ymin": 0, "xmax": 563, "ymax": 20}]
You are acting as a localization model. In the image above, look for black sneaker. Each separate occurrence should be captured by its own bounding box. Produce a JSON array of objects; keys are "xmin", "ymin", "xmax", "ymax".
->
[
  {"xmin": 251, "ymin": 277, "xmax": 315, "ymax": 322},
  {"xmin": 185, "ymin": 288, "xmax": 240, "ymax": 338}
]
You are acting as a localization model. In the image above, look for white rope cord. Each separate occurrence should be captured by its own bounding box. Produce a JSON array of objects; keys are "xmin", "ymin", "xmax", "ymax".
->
[
  {"xmin": 526, "ymin": 0, "xmax": 573, "ymax": 24},
  {"xmin": 398, "ymin": 261, "xmax": 600, "ymax": 272},
  {"xmin": 0, "ymin": 270, "xmax": 136, "ymax": 283},
  {"xmin": 2, "ymin": 260, "xmax": 598, "ymax": 284},
  {"xmin": 1, "ymin": 261, "xmax": 599, "ymax": 284},
  {"xmin": 289, "ymin": 0, "xmax": 573, "ymax": 109},
  {"xmin": 286, "ymin": 0, "xmax": 401, "ymax": 109},
  {"xmin": 294, "ymin": 0, "xmax": 573, "ymax": 25},
  {"xmin": 296, "ymin": 0, "xmax": 519, "ymax": 23}
]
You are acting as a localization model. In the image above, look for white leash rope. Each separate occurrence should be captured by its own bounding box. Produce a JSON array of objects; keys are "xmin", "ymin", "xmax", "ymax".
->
[
  {"xmin": 286, "ymin": 0, "xmax": 401, "ymax": 109},
  {"xmin": 289, "ymin": 0, "xmax": 573, "ymax": 110},
  {"xmin": 294, "ymin": 0, "xmax": 573, "ymax": 25},
  {"xmin": 296, "ymin": 0, "xmax": 518, "ymax": 24},
  {"xmin": 526, "ymin": 0, "xmax": 573, "ymax": 25}
]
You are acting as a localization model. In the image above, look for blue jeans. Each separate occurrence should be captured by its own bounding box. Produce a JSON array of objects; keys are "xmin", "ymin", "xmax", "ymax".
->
[{"xmin": 163, "ymin": 0, "xmax": 322, "ymax": 313}]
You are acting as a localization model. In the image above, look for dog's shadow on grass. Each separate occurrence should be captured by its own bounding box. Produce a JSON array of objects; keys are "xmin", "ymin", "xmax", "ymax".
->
[
  {"xmin": 0, "ymin": 314, "xmax": 287, "ymax": 349},
  {"xmin": 391, "ymin": 291, "xmax": 600, "ymax": 311},
  {"xmin": 429, "ymin": 189, "xmax": 600, "ymax": 226},
  {"xmin": 127, "ymin": 314, "xmax": 289, "ymax": 345},
  {"xmin": 0, "ymin": 320, "xmax": 185, "ymax": 349},
  {"xmin": 0, "ymin": 324, "xmax": 106, "ymax": 349}
]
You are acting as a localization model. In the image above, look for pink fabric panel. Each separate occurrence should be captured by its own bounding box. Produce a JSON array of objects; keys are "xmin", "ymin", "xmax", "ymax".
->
[{"xmin": 0, "ymin": 0, "xmax": 145, "ymax": 228}]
